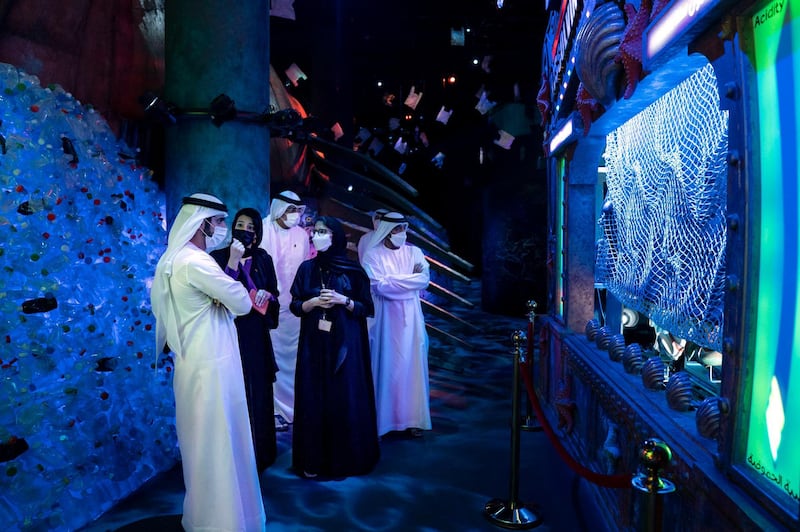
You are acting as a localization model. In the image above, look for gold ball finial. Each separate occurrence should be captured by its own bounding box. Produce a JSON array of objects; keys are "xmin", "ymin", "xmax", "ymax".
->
[
  {"xmin": 511, "ymin": 329, "xmax": 527, "ymax": 347},
  {"xmin": 632, "ymin": 438, "xmax": 676, "ymax": 494}
]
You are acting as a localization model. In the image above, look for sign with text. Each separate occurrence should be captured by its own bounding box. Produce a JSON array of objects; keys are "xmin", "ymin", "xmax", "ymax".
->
[{"xmin": 742, "ymin": 0, "xmax": 800, "ymax": 511}]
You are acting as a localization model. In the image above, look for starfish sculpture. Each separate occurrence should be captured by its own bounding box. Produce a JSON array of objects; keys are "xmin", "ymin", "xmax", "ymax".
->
[
  {"xmin": 616, "ymin": 0, "xmax": 652, "ymax": 99},
  {"xmin": 576, "ymin": 83, "xmax": 601, "ymax": 136}
]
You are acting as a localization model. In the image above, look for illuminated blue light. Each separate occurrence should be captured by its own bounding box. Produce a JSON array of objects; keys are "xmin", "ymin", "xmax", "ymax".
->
[
  {"xmin": 645, "ymin": 0, "xmax": 717, "ymax": 61},
  {"xmin": 549, "ymin": 118, "xmax": 574, "ymax": 154}
]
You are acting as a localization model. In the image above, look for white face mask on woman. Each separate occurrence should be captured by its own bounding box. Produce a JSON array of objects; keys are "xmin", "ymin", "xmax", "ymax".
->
[
  {"xmin": 312, "ymin": 233, "xmax": 332, "ymax": 252},
  {"xmin": 203, "ymin": 222, "xmax": 228, "ymax": 250},
  {"xmin": 389, "ymin": 232, "xmax": 407, "ymax": 248}
]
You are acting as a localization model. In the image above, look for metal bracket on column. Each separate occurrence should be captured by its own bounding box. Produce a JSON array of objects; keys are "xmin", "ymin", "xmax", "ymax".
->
[{"xmin": 140, "ymin": 91, "xmax": 306, "ymax": 138}]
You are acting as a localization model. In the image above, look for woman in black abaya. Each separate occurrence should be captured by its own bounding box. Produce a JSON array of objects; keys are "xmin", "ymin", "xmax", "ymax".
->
[
  {"xmin": 290, "ymin": 216, "xmax": 380, "ymax": 478},
  {"xmin": 211, "ymin": 207, "xmax": 280, "ymax": 472}
]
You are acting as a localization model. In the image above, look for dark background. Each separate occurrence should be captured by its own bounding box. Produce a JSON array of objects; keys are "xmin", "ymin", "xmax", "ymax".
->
[{"xmin": 0, "ymin": 0, "xmax": 550, "ymax": 311}]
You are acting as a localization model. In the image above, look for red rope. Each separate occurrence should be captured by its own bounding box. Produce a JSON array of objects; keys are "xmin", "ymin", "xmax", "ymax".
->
[{"xmin": 519, "ymin": 359, "xmax": 633, "ymax": 489}]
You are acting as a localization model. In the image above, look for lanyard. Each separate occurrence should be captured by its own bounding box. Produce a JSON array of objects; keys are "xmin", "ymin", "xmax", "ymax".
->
[{"xmin": 319, "ymin": 267, "xmax": 332, "ymax": 323}]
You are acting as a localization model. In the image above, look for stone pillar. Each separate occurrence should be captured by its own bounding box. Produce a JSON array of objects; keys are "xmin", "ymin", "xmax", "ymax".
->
[
  {"xmin": 164, "ymin": 0, "xmax": 270, "ymax": 222},
  {"xmin": 563, "ymin": 136, "xmax": 605, "ymax": 333}
]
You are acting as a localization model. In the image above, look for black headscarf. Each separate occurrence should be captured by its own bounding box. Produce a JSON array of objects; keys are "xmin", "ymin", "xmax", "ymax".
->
[
  {"xmin": 232, "ymin": 207, "xmax": 264, "ymax": 254},
  {"xmin": 315, "ymin": 216, "xmax": 360, "ymax": 272}
]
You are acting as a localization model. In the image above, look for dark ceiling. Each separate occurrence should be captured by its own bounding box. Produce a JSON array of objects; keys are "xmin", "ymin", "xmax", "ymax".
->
[
  {"xmin": 0, "ymin": 0, "xmax": 549, "ymax": 269},
  {"xmin": 0, "ymin": 0, "xmax": 546, "ymax": 132},
  {"xmin": 271, "ymin": 0, "xmax": 547, "ymax": 120}
]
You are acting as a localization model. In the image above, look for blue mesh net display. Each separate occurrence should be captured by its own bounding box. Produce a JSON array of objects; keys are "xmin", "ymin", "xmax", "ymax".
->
[
  {"xmin": 0, "ymin": 63, "xmax": 176, "ymax": 530},
  {"xmin": 596, "ymin": 64, "xmax": 728, "ymax": 351}
]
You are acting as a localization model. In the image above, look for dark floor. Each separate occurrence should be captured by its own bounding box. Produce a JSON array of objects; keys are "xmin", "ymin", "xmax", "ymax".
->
[{"xmin": 78, "ymin": 282, "xmax": 605, "ymax": 532}]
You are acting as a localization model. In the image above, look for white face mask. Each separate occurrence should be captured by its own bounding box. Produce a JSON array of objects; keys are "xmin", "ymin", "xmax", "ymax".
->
[
  {"xmin": 283, "ymin": 212, "xmax": 300, "ymax": 227},
  {"xmin": 389, "ymin": 232, "xmax": 407, "ymax": 248},
  {"xmin": 312, "ymin": 233, "xmax": 332, "ymax": 252},
  {"xmin": 203, "ymin": 222, "xmax": 228, "ymax": 250}
]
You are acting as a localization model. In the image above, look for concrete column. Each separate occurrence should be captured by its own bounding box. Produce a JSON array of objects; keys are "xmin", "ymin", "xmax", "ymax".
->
[
  {"xmin": 164, "ymin": 0, "xmax": 270, "ymax": 222},
  {"xmin": 563, "ymin": 136, "xmax": 605, "ymax": 333}
]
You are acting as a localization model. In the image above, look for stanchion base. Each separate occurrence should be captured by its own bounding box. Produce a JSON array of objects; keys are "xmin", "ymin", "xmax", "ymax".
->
[
  {"xmin": 484, "ymin": 498, "xmax": 542, "ymax": 529},
  {"xmin": 520, "ymin": 415, "xmax": 544, "ymax": 432}
]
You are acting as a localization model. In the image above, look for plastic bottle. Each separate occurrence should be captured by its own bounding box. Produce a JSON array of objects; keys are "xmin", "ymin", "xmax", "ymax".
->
[{"xmin": 21, "ymin": 293, "xmax": 57, "ymax": 314}]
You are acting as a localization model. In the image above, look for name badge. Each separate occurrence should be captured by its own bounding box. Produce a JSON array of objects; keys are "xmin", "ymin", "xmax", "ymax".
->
[{"xmin": 318, "ymin": 318, "xmax": 332, "ymax": 332}]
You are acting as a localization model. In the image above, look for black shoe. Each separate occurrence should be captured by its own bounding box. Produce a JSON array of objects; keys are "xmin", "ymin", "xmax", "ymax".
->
[{"xmin": 407, "ymin": 428, "xmax": 423, "ymax": 438}]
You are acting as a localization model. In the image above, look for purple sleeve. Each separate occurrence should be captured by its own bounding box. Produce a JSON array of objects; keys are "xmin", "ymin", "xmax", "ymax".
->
[{"xmin": 224, "ymin": 264, "xmax": 240, "ymax": 280}]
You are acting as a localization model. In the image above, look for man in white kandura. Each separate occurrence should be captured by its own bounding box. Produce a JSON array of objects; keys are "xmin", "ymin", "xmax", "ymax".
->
[
  {"xmin": 151, "ymin": 193, "xmax": 266, "ymax": 532},
  {"xmin": 259, "ymin": 190, "xmax": 310, "ymax": 430},
  {"xmin": 356, "ymin": 208, "xmax": 389, "ymax": 262},
  {"xmin": 360, "ymin": 212, "xmax": 432, "ymax": 438}
]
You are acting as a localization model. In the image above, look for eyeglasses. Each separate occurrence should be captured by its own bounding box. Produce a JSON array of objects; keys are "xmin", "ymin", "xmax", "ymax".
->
[{"xmin": 313, "ymin": 228, "xmax": 331, "ymax": 235}]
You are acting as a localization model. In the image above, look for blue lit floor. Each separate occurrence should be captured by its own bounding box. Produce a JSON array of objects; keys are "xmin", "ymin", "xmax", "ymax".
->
[{"xmin": 78, "ymin": 282, "xmax": 605, "ymax": 532}]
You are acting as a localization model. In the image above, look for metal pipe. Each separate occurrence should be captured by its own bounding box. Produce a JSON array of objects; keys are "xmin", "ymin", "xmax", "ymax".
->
[
  {"xmin": 420, "ymin": 299, "xmax": 477, "ymax": 330},
  {"xmin": 425, "ymin": 323, "xmax": 473, "ymax": 349}
]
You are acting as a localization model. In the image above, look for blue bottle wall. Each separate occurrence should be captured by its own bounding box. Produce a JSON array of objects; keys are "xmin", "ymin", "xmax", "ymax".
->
[{"xmin": 0, "ymin": 63, "xmax": 176, "ymax": 530}]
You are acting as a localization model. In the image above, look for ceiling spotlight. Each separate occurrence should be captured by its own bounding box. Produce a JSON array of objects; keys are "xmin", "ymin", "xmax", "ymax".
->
[{"xmin": 209, "ymin": 93, "xmax": 238, "ymax": 127}]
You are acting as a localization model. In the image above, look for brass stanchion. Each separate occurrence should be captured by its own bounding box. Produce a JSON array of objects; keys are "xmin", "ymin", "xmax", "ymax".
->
[
  {"xmin": 484, "ymin": 330, "xmax": 543, "ymax": 529},
  {"xmin": 631, "ymin": 438, "xmax": 676, "ymax": 532},
  {"xmin": 521, "ymin": 300, "xmax": 542, "ymax": 432}
]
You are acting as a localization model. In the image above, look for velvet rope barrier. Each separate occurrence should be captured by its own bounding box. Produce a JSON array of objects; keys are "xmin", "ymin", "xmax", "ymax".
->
[{"xmin": 519, "ymin": 359, "xmax": 633, "ymax": 489}]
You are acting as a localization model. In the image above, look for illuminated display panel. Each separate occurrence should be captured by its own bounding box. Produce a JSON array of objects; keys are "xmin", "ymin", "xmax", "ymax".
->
[
  {"xmin": 644, "ymin": 0, "xmax": 719, "ymax": 63},
  {"xmin": 549, "ymin": 0, "xmax": 581, "ymax": 113},
  {"xmin": 742, "ymin": 0, "xmax": 800, "ymax": 508},
  {"xmin": 556, "ymin": 157, "xmax": 565, "ymax": 317},
  {"xmin": 549, "ymin": 117, "xmax": 574, "ymax": 154}
]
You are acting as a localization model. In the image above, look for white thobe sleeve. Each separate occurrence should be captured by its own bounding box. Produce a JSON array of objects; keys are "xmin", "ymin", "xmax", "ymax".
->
[
  {"xmin": 363, "ymin": 246, "xmax": 430, "ymax": 300},
  {"xmin": 188, "ymin": 253, "xmax": 253, "ymax": 316}
]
